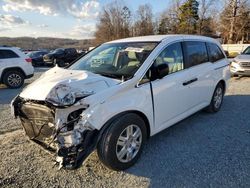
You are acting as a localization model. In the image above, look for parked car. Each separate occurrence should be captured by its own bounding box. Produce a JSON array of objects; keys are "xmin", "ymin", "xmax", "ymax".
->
[
  {"xmin": 11, "ymin": 35, "xmax": 230, "ymax": 170},
  {"xmin": 0, "ymin": 46, "xmax": 34, "ymax": 88},
  {"xmin": 224, "ymin": 50, "xmax": 229, "ymax": 57},
  {"xmin": 230, "ymin": 46, "xmax": 250, "ymax": 76},
  {"xmin": 27, "ymin": 50, "xmax": 48, "ymax": 66},
  {"xmin": 43, "ymin": 48, "xmax": 78, "ymax": 67}
]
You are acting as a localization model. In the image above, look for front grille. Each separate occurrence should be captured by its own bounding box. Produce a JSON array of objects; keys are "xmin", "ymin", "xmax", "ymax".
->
[
  {"xmin": 240, "ymin": 62, "xmax": 250, "ymax": 68},
  {"xmin": 19, "ymin": 102, "xmax": 56, "ymax": 148}
]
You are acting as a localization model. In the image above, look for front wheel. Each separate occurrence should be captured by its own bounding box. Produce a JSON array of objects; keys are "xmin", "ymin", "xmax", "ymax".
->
[
  {"xmin": 206, "ymin": 83, "xmax": 224, "ymax": 113},
  {"xmin": 97, "ymin": 113, "xmax": 147, "ymax": 171}
]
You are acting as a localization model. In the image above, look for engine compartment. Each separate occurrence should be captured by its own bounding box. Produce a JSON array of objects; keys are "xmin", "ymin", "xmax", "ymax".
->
[{"xmin": 12, "ymin": 96, "xmax": 99, "ymax": 169}]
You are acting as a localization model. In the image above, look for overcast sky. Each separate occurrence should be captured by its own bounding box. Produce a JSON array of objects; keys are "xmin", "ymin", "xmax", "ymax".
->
[{"xmin": 0, "ymin": 0, "xmax": 170, "ymax": 39}]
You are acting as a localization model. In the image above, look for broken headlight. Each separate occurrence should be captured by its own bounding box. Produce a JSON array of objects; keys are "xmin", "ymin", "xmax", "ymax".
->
[{"xmin": 45, "ymin": 84, "xmax": 94, "ymax": 107}]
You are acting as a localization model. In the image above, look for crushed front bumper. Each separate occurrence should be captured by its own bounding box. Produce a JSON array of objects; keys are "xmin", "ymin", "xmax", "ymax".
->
[{"xmin": 11, "ymin": 96, "xmax": 99, "ymax": 169}]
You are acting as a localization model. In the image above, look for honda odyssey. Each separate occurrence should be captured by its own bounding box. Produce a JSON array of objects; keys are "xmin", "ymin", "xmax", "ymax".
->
[{"xmin": 11, "ymin": 35, "xmax": 230, "ymax": 170}]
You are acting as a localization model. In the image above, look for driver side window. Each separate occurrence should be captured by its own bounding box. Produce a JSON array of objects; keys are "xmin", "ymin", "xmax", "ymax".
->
[{"xmin": 155, "ymin": 42, "xmax": 184, "ymax": 74}]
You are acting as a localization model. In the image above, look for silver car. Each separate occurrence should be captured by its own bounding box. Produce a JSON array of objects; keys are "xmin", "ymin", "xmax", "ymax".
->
[{"xmin": 231, "ymin": 46, "xmax": 250, "ymax": 76}]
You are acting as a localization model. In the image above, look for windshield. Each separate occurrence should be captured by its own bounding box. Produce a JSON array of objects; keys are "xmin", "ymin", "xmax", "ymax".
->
[
  {"xmin": 27, "ymin": 52, "xmax": 36, "ymax": 58},
  {"xmin": 54, "ymin": 48, "xmax": 64, "ymax": 53},
  {"xmin": 69, "ymin": 42, "xmax": 158, "ymax": 80},
  {"xmin": 242, "ymin": 46, "xmax": 250, "ymax": 55}
]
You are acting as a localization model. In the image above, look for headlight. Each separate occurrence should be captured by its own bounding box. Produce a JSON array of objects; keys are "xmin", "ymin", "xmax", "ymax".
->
[
  {"xmin": 61, "ymin": 92, "xmax": 75, "ymax": 106},
  {"xmin": 45, "ymin": 84, "xmax": 94, "ymax": 107}
]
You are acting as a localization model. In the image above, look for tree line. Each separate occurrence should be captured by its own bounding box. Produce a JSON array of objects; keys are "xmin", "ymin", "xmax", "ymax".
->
[
  {"xmin": 94, "ymin": 0, "xmax": 250, "ymax": 44},
  {"xmin": 0, "ymin": 37, "xmax": 94, "ymax": 50}
]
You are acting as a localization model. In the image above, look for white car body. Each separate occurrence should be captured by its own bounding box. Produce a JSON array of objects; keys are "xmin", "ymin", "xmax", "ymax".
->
[
  {"xmin": 12, "ymin": 35, "xmax": 230, "ymax": 169},
  {"xmin": 0, "ymin": 47, "xmax": 34, "ymax": 87}
]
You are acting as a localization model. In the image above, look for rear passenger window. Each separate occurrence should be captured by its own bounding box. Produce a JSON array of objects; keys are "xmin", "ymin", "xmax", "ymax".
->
[
  {"xmin": 155, "ymin": 42, "xmax": 184, "ymax": 74},
  {"xmin": 207, "ymin": 43, "xmax": 225, "ymax": 62},
  {"xmin": 183, "ymin": 41, "xmax": 208, "ymax": 67},
  {"xmin": 0, "ymin": 50, "xmax": 19, "ymax": 59}
]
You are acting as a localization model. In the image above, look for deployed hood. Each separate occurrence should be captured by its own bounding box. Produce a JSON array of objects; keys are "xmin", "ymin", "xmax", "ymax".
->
[
  {"xmin": 20, "ymin": 67, "xmax": 120, "ymax": 101},
  {"xmin": 235, "ymin": 54, "xmax": 250, "ymax": 62}
]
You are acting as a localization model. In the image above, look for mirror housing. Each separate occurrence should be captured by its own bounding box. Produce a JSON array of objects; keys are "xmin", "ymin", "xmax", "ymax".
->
[
  {"xmin": 157, "ymin": 63, "xmax": 169, "ymax": 78},
  {"xmin": 150, "ymin": 62, "xmax": 169, "ymax": 80}
]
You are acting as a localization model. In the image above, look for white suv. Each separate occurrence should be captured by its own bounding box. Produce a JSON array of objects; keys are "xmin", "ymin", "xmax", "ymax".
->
[
  {"xmin": 11, "ymin": 35, "xmax": 230, "ymax": 170},
  {"xmin": 0, "ymin": 46, "xmax": 34, "ymax": 88}
]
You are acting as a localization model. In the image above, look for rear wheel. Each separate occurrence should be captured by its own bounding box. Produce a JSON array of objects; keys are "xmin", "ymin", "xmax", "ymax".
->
[
  {"xmin": 97, "ymin": 113, "xmax": 147, "ymax": 171},
  {"xmin": 206, "ymin": 83, "xmax": 224, "ymax": 113},
  {"xmin": 3, "ymin": 70, "xmax": 24, "ymax": 88}
]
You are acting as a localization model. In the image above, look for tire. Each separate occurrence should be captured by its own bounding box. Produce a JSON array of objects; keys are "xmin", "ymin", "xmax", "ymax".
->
[
  {"xmin": 57, "ymin": 61, "xmax": 65, "ymax": 67},
  {"xmin": 97, "ymin": 113, "xmax": 147, "ymax": 171},
  {"xmin": 231, "ymin": 73, "xmax": 238, "ymax": 77},
  {"xmin": 3, "ymin": 70, "xmax": 24, "ymax": 89},
  {"xmin": 205, "ymin": 82, "xmax": 224, "ymax": 113}
]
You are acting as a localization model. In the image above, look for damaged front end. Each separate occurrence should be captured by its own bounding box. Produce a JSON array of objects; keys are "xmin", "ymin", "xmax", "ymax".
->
[{"xmin": 11, "ymin": 95, "xmax": 99, "ymax": 170}]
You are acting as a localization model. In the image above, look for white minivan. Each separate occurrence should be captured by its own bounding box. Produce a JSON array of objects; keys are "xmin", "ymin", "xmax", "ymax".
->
[{"xmin": 11, "ymin": 35, "xmax": 230, "ymax": 170}]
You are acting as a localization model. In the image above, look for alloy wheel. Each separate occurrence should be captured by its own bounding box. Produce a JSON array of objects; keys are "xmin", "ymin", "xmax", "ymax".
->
[
  {"xmin": 213, "ymin": 87, "xmax": 223, "ymax": 109},
  {"xmin": 116, "ymin": 124, "xmax": 142, "ymax": 163},
  {"xmin": 7, "ymin": 73, "xmax": 22, "ymax": 87}
]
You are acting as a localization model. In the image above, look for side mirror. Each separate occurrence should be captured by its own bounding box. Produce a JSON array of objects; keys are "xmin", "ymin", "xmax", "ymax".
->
[
  {"xmin": 157, "ymin": 63, "xmax": 169, "ymax": 79},
  {"xmin": 150, "ymin": 63, "xmax": 169, "ymax": 80}
]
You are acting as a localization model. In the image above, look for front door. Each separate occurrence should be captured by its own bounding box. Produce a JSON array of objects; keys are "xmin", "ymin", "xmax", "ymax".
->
[{"xmin": 150, "ymin": 42, "xmax": 194, "ymax": 132}]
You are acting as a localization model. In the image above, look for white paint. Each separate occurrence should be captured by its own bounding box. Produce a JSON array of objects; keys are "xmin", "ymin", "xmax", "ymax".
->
[
  {"xmin": 19, "ymin": 66, "xmax": 120, "ymax": 101},
  {"xmin": 0, "ymin": 47, "xmax": 34, "ymax": 79},
  {"xmin": 16, "ymin": 35, "xmax": 230, "ymax": 138}
]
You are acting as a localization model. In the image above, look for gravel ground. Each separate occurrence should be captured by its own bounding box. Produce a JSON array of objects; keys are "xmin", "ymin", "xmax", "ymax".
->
[{"xmin": 0, "ymin": 69, "xmax": 250, "ymax": 188}]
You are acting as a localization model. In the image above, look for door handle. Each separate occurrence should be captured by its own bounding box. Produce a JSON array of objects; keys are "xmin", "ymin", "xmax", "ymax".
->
[{"xmin": 182, "ymin": 78, "xmax": 198, "ymax": 86}]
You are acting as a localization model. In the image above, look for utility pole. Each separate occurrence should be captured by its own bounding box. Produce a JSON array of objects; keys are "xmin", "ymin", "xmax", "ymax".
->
[{"xmin": 228, "ymin": 0, "xmax": 239, "ymax": 44}]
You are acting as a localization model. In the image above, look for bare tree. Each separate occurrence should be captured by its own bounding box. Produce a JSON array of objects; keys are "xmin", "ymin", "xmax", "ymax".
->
[
  {"xmin": 133, "ymin": 4, "xmax": 154, "ymax": 36},
  {"xmin": 198, "ymin": 0, "xmax": 216, "ymax": 35},
  {"xmin": 220, "ymin": 0, "xmax": 250, "ymax": 43},
  {"xmin": 94, "ymin": 1, "xmax": 131, "ymax": 44}
]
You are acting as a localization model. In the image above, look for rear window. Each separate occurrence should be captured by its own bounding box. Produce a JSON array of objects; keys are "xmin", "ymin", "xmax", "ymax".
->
[
  {"xmin": 207, "ymin": 43, "xmax": 225, "ymax": 62},
  {"xmin": 0, "ymin": 49, "xmax": 19, "ymax": 59},
  {"xmin": 183, "ymin": 41, "xmax": 209, "ymax": 67}
]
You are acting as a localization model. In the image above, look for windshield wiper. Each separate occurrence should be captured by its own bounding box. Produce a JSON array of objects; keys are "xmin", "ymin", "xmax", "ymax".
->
[{"xmin": 94, "ymin": 72, "xmax": 122, "ymax": 79}]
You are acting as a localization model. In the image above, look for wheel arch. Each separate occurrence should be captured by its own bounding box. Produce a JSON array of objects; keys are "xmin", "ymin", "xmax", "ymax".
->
[
  {"xmin": 1, "ymin": 67, "xmax": 26, "ymax": 82},
  {"xmin": 97, "ymin": 110, "xmax": 151, "ymax": 142},
  {"xmin": 217, "ymin": 79, "xmax": 226, "ymax": 94}
]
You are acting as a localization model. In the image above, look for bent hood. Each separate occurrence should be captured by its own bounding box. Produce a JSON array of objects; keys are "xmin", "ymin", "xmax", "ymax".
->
[
  {"xmin": 20, "ymin": 67, "xmax": 120, "ymax": 101},
  {"xmin": 235, "ymin": 54, "xmax": 250, "ymax": 62}
]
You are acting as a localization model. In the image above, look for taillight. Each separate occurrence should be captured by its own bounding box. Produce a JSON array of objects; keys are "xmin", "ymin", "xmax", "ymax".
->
[{"xmin": 25, "ymin": 58, "xmax": 32, "ymax": 63}]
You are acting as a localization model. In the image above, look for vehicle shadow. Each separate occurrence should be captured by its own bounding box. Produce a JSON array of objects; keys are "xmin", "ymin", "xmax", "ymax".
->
[{"xmin": 126, "ymin": 95, "xmax": 250, "ymax": 187}]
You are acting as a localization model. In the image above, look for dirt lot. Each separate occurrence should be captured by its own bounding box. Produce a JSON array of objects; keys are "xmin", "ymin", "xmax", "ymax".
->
[{"xmin": 0, "ymin": 69, "xmax": 250, "ymax": 188}]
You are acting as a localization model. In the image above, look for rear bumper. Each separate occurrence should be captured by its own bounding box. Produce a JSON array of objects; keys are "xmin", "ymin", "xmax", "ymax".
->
[{"xmin": 25, "ymin": 74, "xmax": 34, "ymax": 79}]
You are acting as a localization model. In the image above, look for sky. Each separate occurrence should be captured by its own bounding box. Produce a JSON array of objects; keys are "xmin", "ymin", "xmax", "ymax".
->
[{"xmin": 0, "ymin": 0, "xmax": 170, "ymax": 39}]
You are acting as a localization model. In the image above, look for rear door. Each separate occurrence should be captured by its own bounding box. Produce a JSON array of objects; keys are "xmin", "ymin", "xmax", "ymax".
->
[
  {"xmin": 206, "ymin": 42, "xmax": 229, "ymax": 83},
  {"xmin": 0, "ymin": 50, "xmax": 7, "ymax": 75},
  {"xmin": 182, "ymin": 41, "xmax": 215, "ymax": 107},
  {"xmin": 0, "ymin": 49, "xmax": 20, "ymax": 68}
]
